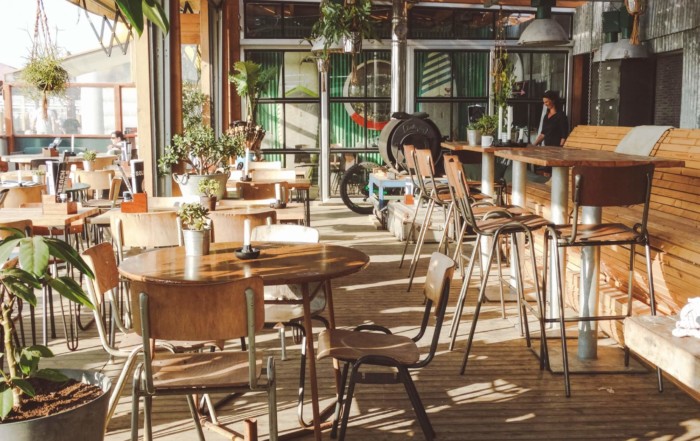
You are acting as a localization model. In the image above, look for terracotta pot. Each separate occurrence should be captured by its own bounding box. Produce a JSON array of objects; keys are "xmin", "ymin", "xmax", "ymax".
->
[{"xmin": 200, "ymin": 196, "xmax": 217, "ymax": 211}]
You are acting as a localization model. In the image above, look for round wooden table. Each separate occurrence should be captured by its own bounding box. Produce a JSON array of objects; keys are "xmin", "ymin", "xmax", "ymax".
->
[{"xmin": 119, "ymin": 241, "xmax": 369, "ymax": 440}]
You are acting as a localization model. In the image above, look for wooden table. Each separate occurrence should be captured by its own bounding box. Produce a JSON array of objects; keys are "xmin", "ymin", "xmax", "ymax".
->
[
  {"xmin": 119, "ymin": 242, "xmax": 370, "ymax": 440},
  {"xmin": 1, "ymin": 153, "xmax": 117, "ymax": 170},
  {"xmin": 494, "ymin": 146, "xmax": 685, "ymax": 359}
]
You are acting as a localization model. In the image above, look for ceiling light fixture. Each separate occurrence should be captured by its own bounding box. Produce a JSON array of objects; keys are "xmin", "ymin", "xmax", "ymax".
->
[{"xmin": 517, "ymin": 0, "xmax": 569, "ymax": 47}]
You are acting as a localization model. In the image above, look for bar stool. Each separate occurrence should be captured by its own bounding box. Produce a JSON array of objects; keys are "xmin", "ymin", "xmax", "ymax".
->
[
  {"xmin": 398, "ymin": 145, "xmax": 427, "ymax": 269},
  {"xmin": 441, "ymin": 157, "xmax": 550, "ymax": 374},
  {"xmin": 405, "ymin": 147, "xmax": 454, "ymax": 291},
  {"xmin": 542, "ymin": 164, "xmax": 660, "ymax": 397}
]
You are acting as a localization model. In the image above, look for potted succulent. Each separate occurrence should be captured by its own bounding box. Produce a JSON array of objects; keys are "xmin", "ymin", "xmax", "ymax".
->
[
  {"xmin": 0, "ymin": 228, "xmax": 110, "ymax": 440},
  {"xmin": 229, "ymin": 61, "xmax": 275, "ymax": 161},
  {"xmin": 198, "ymin": 178, "xmax": 220, "ymax": 211},
  {"xmin": 466, "ymin": 122, "xmax": 482, "ymax": 147},
  {"xmin": 31, "ymin": 169, "xmax": 46, "ymax": 185},
  {"xmin": 177, "ymin": 202, "xmax": 211, "ymax": 256},
  {"xmin": 476, "ymin": 114, "xmax": 499, "ymax": 147},
  {"xmin": 158, "ymin": 123, "xmax": 242, "ymax": 199},
  {"xmin": 82, "ymin": 150, "xmax": 97, "ymax": 171}
]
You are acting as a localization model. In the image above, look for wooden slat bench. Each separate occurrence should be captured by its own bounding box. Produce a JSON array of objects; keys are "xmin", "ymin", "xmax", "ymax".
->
[{"xmin": 625, "ymin": 315, "xmax": 700, "ymax": 394}]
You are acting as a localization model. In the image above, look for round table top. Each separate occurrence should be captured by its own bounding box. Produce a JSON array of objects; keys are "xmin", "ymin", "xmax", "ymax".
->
[{"xmin": 118, "ymin": 242, "xmax": 370, "ymax": 286}]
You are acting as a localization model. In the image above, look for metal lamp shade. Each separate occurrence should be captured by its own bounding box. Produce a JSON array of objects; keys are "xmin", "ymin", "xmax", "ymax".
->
[
  {"xmin": 606, "ymin": 38, "xmax": 648, "ymax": 60},
  {"xmin": 311, "ymin": 37, "xmax": 345, "ymax": 56},
  {"xmin": 517, "ymin": 18, "xmax": 569, "ymax": 47},
  {"xmin": 593, "ymin": 42, "xmax": 616, "ymax": 62}
]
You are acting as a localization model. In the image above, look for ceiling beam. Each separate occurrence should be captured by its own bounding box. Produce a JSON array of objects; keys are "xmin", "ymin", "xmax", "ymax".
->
[{"xmin": 418, "ymin": 0, "xmax": 586, "ymax": 7}]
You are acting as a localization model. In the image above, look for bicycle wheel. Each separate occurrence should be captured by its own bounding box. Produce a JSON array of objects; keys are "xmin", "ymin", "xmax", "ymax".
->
[{"xmin": 339, "ymin": 162, "xmax": 376, "ymax": 215}]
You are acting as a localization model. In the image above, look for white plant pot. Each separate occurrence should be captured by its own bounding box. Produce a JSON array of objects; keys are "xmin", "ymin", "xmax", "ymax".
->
[
  {"xmin": 172, "ymin": 172, "xmax": 229, "ymax": 200},
  {"xmin": 182, "ymin": 229, "xmax": 211, "ymax": 256},
  {"xmin": 467, "ymin": 129, "xmax": 482, "ymax": 146},
  {"xmin": 83, "ymin": 161, "xmax": 94, "ymax": 171}
]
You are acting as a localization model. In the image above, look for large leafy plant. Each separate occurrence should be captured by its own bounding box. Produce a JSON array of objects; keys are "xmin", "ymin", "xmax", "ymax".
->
[
  {"xmin": 158, "ymin": 123, "xmax": 243, "ymax": 176},
  {"xmin": 115, "ymin": 0, "xmax": 169, "ymax": 36},
  {"xmin": 229, "ymin": 61, "xmax": 276, "ymax": 128},
  {"xmin": 0, "ymin": 228, "xmax": 94, "ymax": 420}
]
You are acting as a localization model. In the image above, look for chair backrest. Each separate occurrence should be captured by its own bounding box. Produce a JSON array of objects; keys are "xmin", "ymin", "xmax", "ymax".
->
[
  {"xmin": 251, "ymin": 169, "xmax": 297, "ymax": 181},
  {"xmin": 415, "ymin": 252, "xmax": 455, "ymax": 367},
  {"xmin": 240, "ymin": 182, "xmax": 290, "ymax": 202},
  {"xmin": 251, "ymin": 224, "xmax": 319, "ymax": 243},
  {"xmin": 209, "ymin": 209, "xmax": 278, "ymax": 243},
  {"xmin": 92, "ymin": 156, "xmax": 117, "ymax": 171},
  {"xmin": 109, "ymin": 177, "xmax": 123, "ymax": 207},
  {"xmin": 572, "ymin": 164, "xmax": 654, "ymax": 208},
  {"xmin": 249, "ymin": 161, "xmax": 282, "ymax": 170},
  {"xmin": 110, "ymin": 211, "xmax": 181, "ymax": 257},
  {"xmin": 76, "ymin": 170, "xmax": 115, "ymax": 199},
  {"xmin": 403, "ymin": 144, "xmax": 417, "ymax": 170},
  {"xmin": 443, "ymin": 154, "xmax": 479, "ymax": 228},
  {"xmin": 1, "ymin": 186, "xmax": 44, "ymax": 208},
  {"xmin": 147, "ymin": 196, "xmax": 197, "ymax": 210},
  {"xmin": 0, "ymin": 219, "xmax": 33, "ymax": 239},
  {"xmin": 0, "ymin": 188, "xmax": 9, "ymax": 208},
  {"xmin": 81, "ymin": 242, "xmax": 119, "ymax": 308}
]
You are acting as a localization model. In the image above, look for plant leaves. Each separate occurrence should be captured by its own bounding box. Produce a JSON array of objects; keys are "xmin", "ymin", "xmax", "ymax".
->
[
  {"xmin": 1, "ymin": 268, "xmax": 40, "ymax": 306},
  {"xmin": 47, "ymin": 277, "xmax": 94, "ymax": 310},
  {"xmin": 22, "ymin": 345, "xmax": 54, "ymax": 358},
  {"xmin": 0, "ymin": 386, "xmax": 13, "ymax": 420},
  {"xmin": 115, "ymin": 0, "xmax": 144, "ymax": 36},
  {"xmin": 0, "ymin": 232, "xmax": 23, "ymax": 265},
  {"xmin": 142, "ymin": 0, "xmax": 170, "ymax": 35},
  {"xmin": 34, "ymin": 369, "xmax": 68, "ymax": 383},
  {"xmin": 18, "ymin": 236, "xmax": 49, "ymax": 277},
  {"xmin": 12, "ymin": 378, "xmax": 35, "ymax": 398},
  {"xmin": 44, "ymin": 237, "xmax": 95, "ymax": 280}
]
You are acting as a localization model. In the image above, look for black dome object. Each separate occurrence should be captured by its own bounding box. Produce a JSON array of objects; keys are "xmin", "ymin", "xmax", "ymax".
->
[{"xmin": 378, "ymin": 112, "xmax": 442, "ymax": 172}]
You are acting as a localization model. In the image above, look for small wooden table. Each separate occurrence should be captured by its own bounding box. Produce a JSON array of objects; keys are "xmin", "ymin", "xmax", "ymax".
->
[
  {"xmin": 494, "ymin": 146, "xmax": 685, "ymax": 359},
  {"xmin": 1, "ymin": 153, "xmax": 117, "ymax": 170},
  {"xmin": 119, "ymin": 242, "xmax": 370, "ymax": 440}
]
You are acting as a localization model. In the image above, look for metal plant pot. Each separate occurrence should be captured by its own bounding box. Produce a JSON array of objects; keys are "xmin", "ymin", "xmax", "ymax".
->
[
  {"xmin": 182, "ymin": 229, "xmax": 211, "ymax": 256},
  {"xmin": 0, "ymin": 369, "xmax": 111, "ymax": 441},
  {"xmin": 467, "ymin": 129, "xmax": 482, "ymax": 146},
  {"xmin": 200, "ymin": 196, "xmax": 217, "ymax": 211},
  {"xmin": 172, "ymin": 172, "xmax": 228, "ymax": 200}
]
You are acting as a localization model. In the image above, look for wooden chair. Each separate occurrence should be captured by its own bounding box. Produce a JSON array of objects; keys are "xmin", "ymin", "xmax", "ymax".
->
[
  {"xmin": 249, "ymin": 160, "xmax": 282, "ymax": 170},
  {"xmin": 542, "ymin": 164, "xmax": 659, "ymax": 397},
  {"xmin": 0, "ymin": 188, "xmax": 9, "ymax": 208},
  {"xmin": 209, "ymin": 209, "xmax": 277, "ymax": 243},
  {"xmin": 92, "ymin": 155, "xmax": 117, "ymax": 171},
  {"xmin": 81, "ymin": 243, "xmax": 224, "ymax": 425},
  {"xmin": 75, "ymin": 169, "xmax": 115, "ymax": 201},
  {"xmin": 317, "ymin": 252, "xmax": 455, "ymax": 441},
  {"xmin": 130, "ymin": 277, "xmax": 278, "ymax": 441},
  {"xmin": 239, "ymin": 181, "xmax": 290, "ymax": 202},
  {"xmin": 2, "ymin": 185, "xmax": 44, "ymax": 208},
  {"xmin": 250, "ymin": 169, "xmax": 296, "ymax": 181},
  {"xmin": 110, "ymin": 211, "xmax": 182, "ymax": 261}
]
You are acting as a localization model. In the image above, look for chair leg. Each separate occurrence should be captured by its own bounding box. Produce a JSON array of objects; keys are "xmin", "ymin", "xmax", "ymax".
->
[
  {"xmin": 186, "ymin": 394, "xmax": 206, "ymax": 441},
  {"xmin": 107, "ymin": 350, "xmax": 141, "ymax": 424},
  {"xmin": 643, "ymin": 241, "xmax": 664, "ymax": 392},
  {"xmin": 460, "ymin": 235, "xmax": 498, "ymax": 374},
  {"xmin": 331, "ymin": 362, "xmax": 350, "ymax": 439},
  {"xmin": 539, "ymin": 231, "xmax": 551, "ymax": 371},
  {"xmin": 407, "ymin": 199, "xmax": 435, "ymax": 291},
  {"xmin": 399, "ymin": 367, "xmax": 435, "ymax": 440},
  {"xmin": 436, "ymin": 202, "xmax": 454, "ymax": 256},
  {"xmin": 511, "ymin": 233, "xmax": 531, "ymax": 348},
  {"xmin": 131, "ymin": 368, "xmax": 143, "ymax": 441},
  {"xmin": 338, "ymin": 363, "xmax": 361, "ymax": 441},
  {"xmin": 449, "ymin": 235, "xmax": 481, "ymax": 351},
  {"xmin": 267, "ymin": 357, "xmax": 279, "ymax": 441},
  {"xmin": 495, "ymin": 239, "xmax": 507, "ymax": 320},
  {"xmin": 554, "ymin": 242, "xmax": 571, "ymax": 397},
  {"xmin": 278, "ymin": 326, "xmax": 287, "ymax": 361},
  {"xmin": 399, "ymin": 191, "xmax": 423, "ymax": 269}
]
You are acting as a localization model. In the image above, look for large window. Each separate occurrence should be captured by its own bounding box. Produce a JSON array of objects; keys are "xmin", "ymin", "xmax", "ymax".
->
[
  {"xmin": 414, "ymin": 51, "xmax": 490, "ymax": 141},
  {"xmin": 246, "ymin": 51, "xmax": 321, "ymax": 166}
]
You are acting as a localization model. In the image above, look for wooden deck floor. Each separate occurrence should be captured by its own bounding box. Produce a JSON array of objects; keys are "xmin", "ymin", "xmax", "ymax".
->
[{"xmin": 43, "ymin": 203, "xmax": 700, "ymax": 440}]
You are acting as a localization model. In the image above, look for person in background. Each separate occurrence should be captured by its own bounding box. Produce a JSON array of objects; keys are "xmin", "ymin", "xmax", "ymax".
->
[
  {"xmin": 107, "ymin": 130, "xmax": 126, "ymax": 156},
  {"xmin": 534, "ymin": 90, "xmax": 569, "ymax": 147}
]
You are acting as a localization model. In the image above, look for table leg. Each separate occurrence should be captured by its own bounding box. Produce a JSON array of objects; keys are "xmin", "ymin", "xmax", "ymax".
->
[
  {"xmin": 578, "ymin": 206, "xmax": 600, "ymax": 359},
  {"xmin": 509, "ymin": 161, "xmax": 527, "ymax": 290},
  {"xmin": 481, "ymin": 153, "xmax": 495, "ymax": 198},
  {"xmin": 301, "ymin": 283, "xmax": 322, "ymax": 440},
  {"xmin": 548, "ymin": 167, "xmax": 569, "ymax": 325},
  {"xmin": 303, "ymin": 189, "xmax": 311, "ymax": 226}
]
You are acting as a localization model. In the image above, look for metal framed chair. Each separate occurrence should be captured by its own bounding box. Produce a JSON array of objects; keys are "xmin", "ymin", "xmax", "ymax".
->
[
  {"xmin": 441, "ymin": 156, "xmax": 550, "ymax": 374},
  {"xmin": 542, "ymin": 164, "xmax": 660, "ymax": 397},
  {"xmin": 130, "ymin": 276, "xmax": 278, "ymax": 441},
  {"xmin": 110, "ymin": 211, "xmax": 182, "ymax": 262},
  {"xmin": 317, "ymin": 252, "xmax": 455, "ymax": 441}
]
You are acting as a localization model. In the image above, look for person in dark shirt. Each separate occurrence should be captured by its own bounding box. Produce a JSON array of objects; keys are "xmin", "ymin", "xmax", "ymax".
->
[{"xmin": 534, "ymin": 90, "xmax": 569, "ymax": 147}]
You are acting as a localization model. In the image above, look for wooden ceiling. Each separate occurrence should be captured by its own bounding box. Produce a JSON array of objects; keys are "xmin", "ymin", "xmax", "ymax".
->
[{"xmin": 420, "ymin": 0, "xmax": 586, "ymax": 7}]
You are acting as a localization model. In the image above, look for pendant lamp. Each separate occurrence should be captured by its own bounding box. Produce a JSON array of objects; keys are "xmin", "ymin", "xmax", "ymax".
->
[{"xmin": 517, "ymin": 0, "xmax": 569, "ymax": 47}]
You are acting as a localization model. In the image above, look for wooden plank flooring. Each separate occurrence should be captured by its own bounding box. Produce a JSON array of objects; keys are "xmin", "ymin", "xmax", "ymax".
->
[{"xmin": 38, "ymin": 203, "xmax": 700, "ymax": 440}]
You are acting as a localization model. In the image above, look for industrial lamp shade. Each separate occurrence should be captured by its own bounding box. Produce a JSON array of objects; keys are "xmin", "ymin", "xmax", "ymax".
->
[
  {"xmin": 606, "ymin": 38, "xmax": 648, "ymax": 60},
  {"xmin": 310, "ymin": 37, "xmax": 345, "ymax": 56},
  {"xmin": 517, "ymin": 18, "xmax": 569, "ymax": 47}
]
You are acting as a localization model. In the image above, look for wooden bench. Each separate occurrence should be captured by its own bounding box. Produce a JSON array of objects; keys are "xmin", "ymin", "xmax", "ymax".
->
[{"xmin": 625, "ymin": 315, "xmax": 700, "ymax": 395}]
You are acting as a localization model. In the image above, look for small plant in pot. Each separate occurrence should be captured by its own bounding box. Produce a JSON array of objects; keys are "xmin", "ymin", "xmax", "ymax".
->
[
  {"xmin": 466, "ymin": 122, "xmax": 482, "ymax": 147},
  {"xmin": 82, "ymin": 150, "xmax": 97, "ymax": 171},
  {"xmin": 158, "ymin": 123, "xmax": 243, "ymax": 200},
  {"xmin": 31, "ymin": 169, "xmax": 46, "ymax": 184},
  {"xmin": 197, "ymin": 178, "xmax": 220, "ymax": 211},
  {"xmin": 476, "ymin": 114, "xmax": 498, "ymax": 147},
  {"xmin": 177, "ymin": 202, "xmax": 211, "ymax": 256},
  {"xmin": 0, "ymin": 228, "xmax": 111, "ymax": 440}
]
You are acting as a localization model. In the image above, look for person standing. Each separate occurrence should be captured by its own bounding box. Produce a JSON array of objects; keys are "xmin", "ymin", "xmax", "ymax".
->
[{"xmin": 534, "ymin": 90, "xmax": 569, "ymax": 147}]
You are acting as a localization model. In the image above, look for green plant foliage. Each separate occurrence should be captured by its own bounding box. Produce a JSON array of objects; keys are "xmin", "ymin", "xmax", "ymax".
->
[
  {"xmin": 82, "ymin": 150, "xmax": 98, "ymax": 162},
  {"xmin": 177, "ymin": 202, "xmax": 210, "ymax": 231},
  {"xmin": 476, "ymin": 114, "xmax": 499, "ymax": 137},
  {"xmin": 182, "ymin": 82, "xmax": 207, "ymax": 132},
  {"xmin": 197, "ymin": 178, "xmax": 220, "ymax": 198},
  {"xmin": 158, "ymin": 123, "xmax": 244, "ymax": 176},
  {"xmin": 19, "ymin": 52, "xmax": 69, "ymax": 118},
  {"xmin": 307, "ymin": 0, "xmax": 377, "ymax": 57},
  {"xmin": 229, "ymin": 61, "xmax": 276, "ymax": 127},
  {"xmin": 0, "ymin": 228, "xmax": 94, "ymax": 420},
  {"xmin": 115, "ymin": 0, "xmax": 169, "ymax": 36},
  {"xmin": 492, "ymin": 50, "xmax": 515, "ymax": 112}
]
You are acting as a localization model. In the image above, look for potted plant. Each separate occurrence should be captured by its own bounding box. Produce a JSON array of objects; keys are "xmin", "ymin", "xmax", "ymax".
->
[
  {"xmin": 0, "ymin": 228, "xmax": 110, "ymax": 440},
  {"xmin": 177, "ymin": 202, "xmax": 211, "ymax": 256},
  {"xmin": 229, "ymin": 61, "xmax": 275, "ymax": 161},
  {"xmin": 158, "ymin": 123, "xmax": 242, "ymax": 199},
  {"xmin": 466, "ymin": 122, "xmax": 482, "ymax": 147},
  {"xmin": 198, "ymin": 178, "xmax": 220, "ymax": 211},
  {"xmin": 82, "ymin": 150, "xmax": 97, "ymax": 171},
  {"xmin": 476, "ymin": 114, "xmax": 498, "ymax": 147},
  {"xmin": 19, "ymin": 53, "xmax": 69, "ymax": 122}
]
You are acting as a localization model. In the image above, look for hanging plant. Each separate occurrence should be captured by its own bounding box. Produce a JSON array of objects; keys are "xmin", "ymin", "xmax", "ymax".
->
[
  {"xmin": 491, "ymin": 10, "xmax": 515, "ymax": 111},
  {"xmin": 114, "ymin": 0, "xmax": 169, "ymax": 36},
  {"xmin": 19, "ymin": 0, "xmax": 70, "ymax": 119}
]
